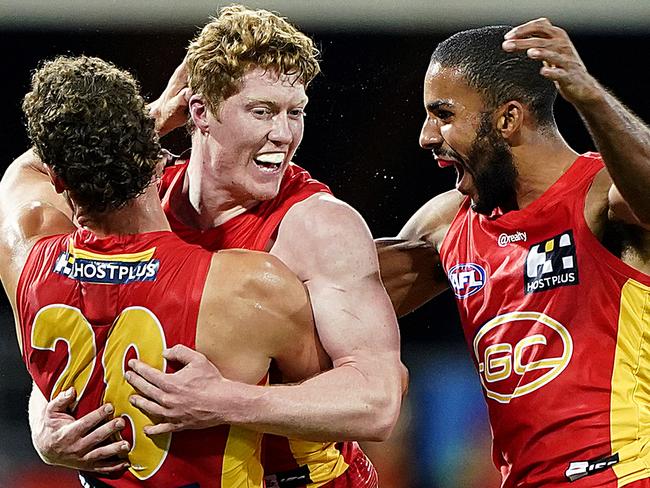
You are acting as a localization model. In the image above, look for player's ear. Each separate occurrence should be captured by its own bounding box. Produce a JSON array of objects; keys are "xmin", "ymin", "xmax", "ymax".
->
[
  {"xmin": 188, "ymin": 94, "xmax": 211, "ymax": 134},
  {"xmin": 495, "ymin": 101, "xmax": 524, "ymax": 141},
  {"xmin": 43, "ymin": 164, "xmax": 66, "ymax": 194}
]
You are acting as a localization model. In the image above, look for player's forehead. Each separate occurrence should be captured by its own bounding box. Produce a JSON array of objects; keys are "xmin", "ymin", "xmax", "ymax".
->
[
  {"xmin": 235, "ymin": 66, "xmax": 308, "ymax": 106},
  {"xmin": 423, "ymin": 63, "xmax": 483, "ymax": 113}
]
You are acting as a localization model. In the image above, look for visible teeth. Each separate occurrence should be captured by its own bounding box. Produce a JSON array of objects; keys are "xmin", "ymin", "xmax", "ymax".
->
[{"xmin": 255, "ymin": 153, "xmax": 284, "ymax": 164}]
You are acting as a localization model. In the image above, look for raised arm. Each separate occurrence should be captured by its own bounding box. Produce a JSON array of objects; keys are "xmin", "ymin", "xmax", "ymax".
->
[
  {"xmin": 0, "ymin": 150, "xmax": 75, "ymax": 325},
  {"xmin": 147, "ymin": 60, "xmax": 190, "ymax": 137},
  {"xmin": 502, "ymin": 18, "xmax": 650, "ymax": 224},
  {"xmin": 1, "ymin": 151, "xmax": 126, "ymax": 472}
]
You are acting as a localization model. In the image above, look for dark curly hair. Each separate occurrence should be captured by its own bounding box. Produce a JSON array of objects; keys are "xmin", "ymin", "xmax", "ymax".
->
[
  {"xmin": 22, "ymin": 55, "xmax": 161, "ymax": 213},
  {"xmin": 431, "ymin": 25, "xmax": 558, "ymax": 127}
]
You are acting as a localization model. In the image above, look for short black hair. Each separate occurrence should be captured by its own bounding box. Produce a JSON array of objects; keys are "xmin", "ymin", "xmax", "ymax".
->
[
  {"xmin": 23, "ymin": 55, "xmax": 160, "ymax": 213},
  {"xmin": 431, "ymin": 25, "xmax": 557, "ymax": 126}
]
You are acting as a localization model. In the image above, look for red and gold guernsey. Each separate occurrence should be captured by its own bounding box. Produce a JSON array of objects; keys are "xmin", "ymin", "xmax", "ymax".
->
[
  {"xmin": 159, "ymin": 160, "xmax": 377, "ymax": 488},
  {"xmin": 17, "ymin": 229, "xmax": 266, "ymax": 488},
  {"xmin": 439, "ymin": 152, "xmax": 650, "ymax": 487}
]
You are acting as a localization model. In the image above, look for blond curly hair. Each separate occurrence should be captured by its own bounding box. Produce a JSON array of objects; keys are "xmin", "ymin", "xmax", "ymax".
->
[{"xmin": 187, "ymin": 4, "xmax": 320, "ymax": 114}]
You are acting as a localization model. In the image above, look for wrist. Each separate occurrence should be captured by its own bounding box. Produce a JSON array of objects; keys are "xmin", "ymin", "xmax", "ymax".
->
[
  {"xmin": 147, "ymin": 100, "xmax": 163, "ymax": 133},
  {"xmin": 222, "ymin": 381, "xmax": 268, "ymax": 427},
  {"xmin": 572, "ymin": 77, "xmax": 608, "ymax": 110}
]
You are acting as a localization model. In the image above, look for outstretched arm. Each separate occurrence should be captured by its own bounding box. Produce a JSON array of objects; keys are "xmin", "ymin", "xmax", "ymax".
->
[
  {"xmin": 376, "ymin": 189, "xmax": 462, "ymax": 316},
  {"xmin": 376, "ymin": 238, "xmax": 446, "ymax": 317},
  {"xmin": 503, "ymin": 18, "xmax": 650, "ymax": 224}
]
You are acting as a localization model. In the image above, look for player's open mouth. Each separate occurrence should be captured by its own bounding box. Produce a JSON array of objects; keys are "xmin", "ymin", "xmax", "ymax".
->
[
  {"xmin": 436, "ymin": 158, "xmax": 456, "ymax": 169},
  {"xmin": 254, "ymin": 152, "xmax": 285, "ymax": 173}
]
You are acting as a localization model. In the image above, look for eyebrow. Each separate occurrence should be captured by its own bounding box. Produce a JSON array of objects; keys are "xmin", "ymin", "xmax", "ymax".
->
[
  {"xmin": 245, "ymin": 97, "xmax": 309, "ymax": 107},
  {"xmin": 426, "ymin": 100, "xmax": 454, "ymax": 112}
]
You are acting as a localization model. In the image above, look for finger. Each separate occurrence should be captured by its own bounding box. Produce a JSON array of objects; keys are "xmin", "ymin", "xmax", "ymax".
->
[
  {"xmin": 505, "ymin": 18, "xmax": 559, "ymax": 40},
  {"xmin": 171, "ymin": 90, "xmax": 190, "ymax": 109},
  {"xmin": 173, "ymin": 59, "xmax": 188, "ymax": 84},
  {"xmin": 47, "ymin": 387, "xmax": 77, "ymax": 413},
  {"xmin": 127, "ymin": 359, "xmax": 168, "ymax": 387},
  {"xmin": 182, "ymin": 87, "xmax": 193, "ymax": 103},
  {"xmin": 83, "ymin": 440, "xmax": 131, "ymax": 463},
  {"xmin": 78, "ymin": 416, "xmax": 126, "ymax": 451},
  {"xmin": 502, "ymin": 38, "xmax": 555, "ymax": 53},
  {"xmin": 125, "ymin": 369, "xmax": 167, "ymax": 400},
  {"xmin": 539, "ymin": 65, "xmax": 569, "ymax": 82},
  {"xmin": 163, "ymin": 343, "xmax": 203, "ymax": 365},
  {"xmin": 526, "ymin": 48, "xmax": 569, "ymax": 67},
  {"xmin": 88, "ymin": 460, "xmax": 131, "ymax": 474},
  {"xmin": 144, "ymin": 422, "xmax": 178, "ymax": 436},
  {"xmin": 68, "ymin": 404, "xmax": 116, "ymax": 438},
  {"xmin": 129, "ymin": 394, "xmax": 168, "ymax": 418}
]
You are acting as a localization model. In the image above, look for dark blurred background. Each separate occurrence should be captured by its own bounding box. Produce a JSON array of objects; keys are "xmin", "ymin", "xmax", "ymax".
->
[{"xmin": 2, "ymin": 1, "xmax": 649, "ymax": 486}]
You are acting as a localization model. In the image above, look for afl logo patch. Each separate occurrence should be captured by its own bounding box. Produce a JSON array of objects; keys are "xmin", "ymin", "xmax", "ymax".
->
[{"xmin": 448, "ymin": 263, "xmax": 486, "ymax": 299}]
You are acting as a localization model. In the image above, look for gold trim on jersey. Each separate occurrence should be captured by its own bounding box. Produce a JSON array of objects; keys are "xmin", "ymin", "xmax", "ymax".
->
[
  {"xmin": 222, "ymin": 426, "xmax": 264, "ymax": 487},
  {"xmin": 67, "ymin": 239, "xmax": 156, "ymax": 262},
  {"xmin": 611, "ymin": 278, "xmax": 650, "ymax": 487},
  {"xmin": 288, "ymin": 439, "xmax": 349, "ymax": 487}
]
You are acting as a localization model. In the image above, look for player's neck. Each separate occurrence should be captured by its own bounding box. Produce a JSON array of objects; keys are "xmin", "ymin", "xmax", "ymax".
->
[
  {"xmin": 513, "ymin": 131, "xmax": 580, "ymax": 210},
  {"xmin": 179, "ymin": 151, "xmax": 259, "ymax": 230},
  {"xmin": 75, "ymin": 186, "xmax": 171, "ymax": 237}
]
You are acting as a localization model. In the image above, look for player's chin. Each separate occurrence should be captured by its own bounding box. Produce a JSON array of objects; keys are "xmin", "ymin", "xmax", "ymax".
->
[{"xmin": 250, "ymin": 183, "xmax": 282, "ymax": 202}]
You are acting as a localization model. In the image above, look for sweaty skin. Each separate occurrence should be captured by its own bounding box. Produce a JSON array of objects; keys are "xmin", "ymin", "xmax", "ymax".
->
[
  {"xmin": 2, "ymin": 150, "xmax": 329, "ymax": 476},
  {"xmin": 26, "ymin": 62, "xmax": 404, "ymax": 469},
  {"xmin": 125, "ymin": 67, "xmax": 404, "ymax": 442}
]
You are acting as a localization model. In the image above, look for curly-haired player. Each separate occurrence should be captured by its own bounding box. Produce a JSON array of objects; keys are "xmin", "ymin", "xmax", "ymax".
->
[{"xmin": 1, "ymin": 55, "xmax": 330, "ymax": 487}]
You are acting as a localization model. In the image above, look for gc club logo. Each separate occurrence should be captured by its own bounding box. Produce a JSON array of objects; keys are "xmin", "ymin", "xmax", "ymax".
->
[
  {"xmin": 448, "ymin": 263, "xmax": 487, "ymax": 299},
  {"xmin": 473, "ymin": 311, "xmax": 573, "ymax": 403}
]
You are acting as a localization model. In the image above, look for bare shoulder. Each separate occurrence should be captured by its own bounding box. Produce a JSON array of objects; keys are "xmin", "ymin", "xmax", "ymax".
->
[
  {"xmin": 397, "ymin": 189, "xmax": 464, "ymax": 248},
  {"xmin": 207, "ymin": 249, "xmax": 308, "ymax": 316},
  {"xmin": 272, "ymin": 193, "xmax": 377, "ymax": 280},
  {"xmin": 0, "ymin": 148, "xmax": 72, "ymax": 220},
  {"xmin": 0, "ymin": 201, "xmax": 73, "ymax": 258},
  {"xmin": 280, "ymin": 192, "xmax": 369, "ymax": 238},
  {"xmin": 13, "ymin": 202, "xmax": 74, "ymax": 242}
]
